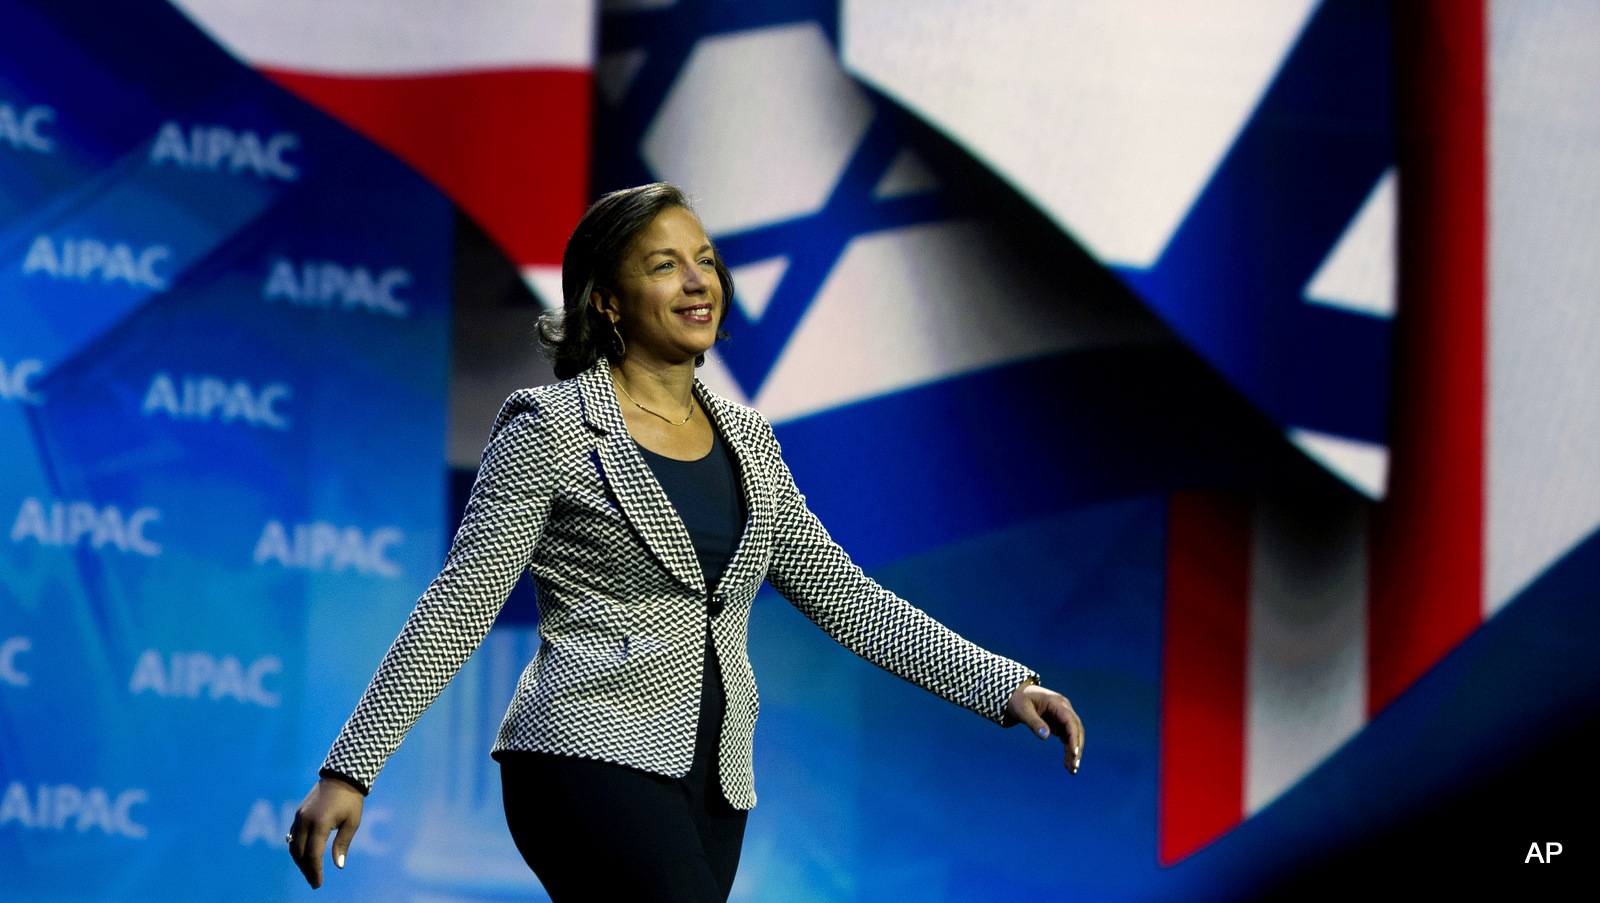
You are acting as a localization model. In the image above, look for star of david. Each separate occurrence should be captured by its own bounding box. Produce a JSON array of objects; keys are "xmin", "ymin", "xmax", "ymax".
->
[{"xmin": 596, "ymin": 0, "xmax": 1394, "ymax": 450}]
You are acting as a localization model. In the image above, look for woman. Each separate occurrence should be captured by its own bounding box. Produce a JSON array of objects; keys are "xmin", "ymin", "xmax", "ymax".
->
[{"xmin": 288, "ymin": 184, "xmax": 1084, "ymax": 901}]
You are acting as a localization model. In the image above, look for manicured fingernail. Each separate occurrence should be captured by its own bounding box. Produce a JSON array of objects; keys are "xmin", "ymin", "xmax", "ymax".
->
[
  {"xmin": 1074, "ymin": 746, "xmax": 1081, "ymax": 757},
  {"xmin": 336, "ymin": 853, "xmax": 345, "ymax": 869}
]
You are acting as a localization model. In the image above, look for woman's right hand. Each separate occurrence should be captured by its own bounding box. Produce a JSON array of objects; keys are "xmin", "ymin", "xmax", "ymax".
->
[{"xmin": 288, "ymin": 776, "xmax": 365, "ymax": 888}]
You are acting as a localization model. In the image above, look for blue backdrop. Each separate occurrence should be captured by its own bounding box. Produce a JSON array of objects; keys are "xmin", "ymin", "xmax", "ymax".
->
[{"xmin": 0, "ymin": 1, "xmax": 456, "ymax": 899}]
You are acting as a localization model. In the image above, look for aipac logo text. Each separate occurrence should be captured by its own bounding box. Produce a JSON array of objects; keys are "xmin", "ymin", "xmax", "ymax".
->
[
  {"xmin": 1, "ymin": 636, "xmax": 30, "ymax": 687},
  {"xmin": 10, "ymin": 498, "xmax": 162, "ymax": 557},
  {"xmin": 22, "ymin": 234, "xmax": 171, "ymax": 290},
  {"xmin": 129, "ymin": 649, "xmax": 282, "ymax": 707},
  {"xmin": 0, "ymin": 102, "xmax": 54, "ymax": 153},
  {"xmin": 150, "ymin": 120, "xmax": 299, "ymax": 181},
  {"xmin": 0, "ymin": 782, "xmax": 149, "ymax": 838},
  {"xmin": 0, "ymin": 357, "xmax": 43, "ymax": 404},
  {"xmin": 142, "ymin": 372, "xmax": 291, "ymax": 429},
  {"xmin": 253, "ymin": 520, "xmax": 404, "ymax": 577},
  {"xmin": 264, "ymin": 258, "xmax": 411, "ymax": 317}
]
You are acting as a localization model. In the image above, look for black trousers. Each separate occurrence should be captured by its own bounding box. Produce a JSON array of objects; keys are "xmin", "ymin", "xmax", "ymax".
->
[{"xmin": 499, "ymin": 637, "xmax": 748, "ymax": 902}]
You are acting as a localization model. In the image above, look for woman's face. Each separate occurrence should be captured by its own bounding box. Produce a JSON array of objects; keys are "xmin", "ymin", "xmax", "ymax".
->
[{"xmin": 594, "ymin": 206, "xmax": 722, "ymax": 367}]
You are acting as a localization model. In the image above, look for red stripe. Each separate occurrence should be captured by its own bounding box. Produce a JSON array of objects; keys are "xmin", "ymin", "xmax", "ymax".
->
[
  {"xmin": 1367, "ymin": 0, "xmax": 1486, "ymax": 715},
  {"xmin": 261, "ymin": 67, "xmax": 591, "ymax": 267},
  {"xmin": 1158, "ymin": 491, "xmax": 1251, "ymax": 866}
]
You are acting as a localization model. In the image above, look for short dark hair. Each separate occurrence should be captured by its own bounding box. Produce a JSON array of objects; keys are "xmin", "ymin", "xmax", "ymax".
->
[{"xmin": 538, "ymin": 183, "xmax": 734, "ymax": 380}]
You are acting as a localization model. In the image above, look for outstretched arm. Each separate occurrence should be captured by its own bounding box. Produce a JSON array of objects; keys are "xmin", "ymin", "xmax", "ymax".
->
[
  {"xmin": 320, "ymin": 408, "xmax": 555, "ymax": 789},
  {"xmin": 755, "ymin": 417, "xmax": 1075, "ymax": 762},
  {"xmin": 288, "ymin": 399, "xmax": 557, "ymax": 886}
]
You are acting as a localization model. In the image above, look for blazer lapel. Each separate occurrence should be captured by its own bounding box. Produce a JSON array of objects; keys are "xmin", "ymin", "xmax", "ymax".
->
[
  {"xmin": 577, "ymin": 363, "xmax": 705, "ymax": 594},
  {"xmin": 697, "ymin": 381, "xmax": 767, "ymax": 597}
]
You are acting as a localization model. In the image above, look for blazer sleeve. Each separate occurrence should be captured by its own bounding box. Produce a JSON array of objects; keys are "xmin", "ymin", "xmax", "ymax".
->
[
  {"xmin": 756, "ymin": 417, "xmax": 1037, "ymax": 725},
  {"xmin": 320, "ymin": 400, "xmax": 557, "ymax": 792}
]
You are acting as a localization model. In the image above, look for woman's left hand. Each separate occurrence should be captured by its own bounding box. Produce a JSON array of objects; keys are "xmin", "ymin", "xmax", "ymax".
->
[{"xmin": 1004, "ymin": 682, "xmax": 1085, "ymax": 774}]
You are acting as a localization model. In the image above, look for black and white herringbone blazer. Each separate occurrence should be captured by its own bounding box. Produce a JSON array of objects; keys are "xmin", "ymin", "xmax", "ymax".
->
[{"xmin": 322, "ymin": 361, "xmax": 1037, "ymax": 809}]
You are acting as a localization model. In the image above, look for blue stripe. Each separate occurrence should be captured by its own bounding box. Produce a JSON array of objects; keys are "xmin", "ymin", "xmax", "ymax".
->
[{"xmin": 1119, "ymin": 0, "xmax": 1395, "ymax": 442}]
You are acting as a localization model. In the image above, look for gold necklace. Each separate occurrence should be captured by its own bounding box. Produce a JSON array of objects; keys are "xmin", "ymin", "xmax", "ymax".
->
[{"xmin": 613, "ymin": 375, "xmax": 694, "ymax": 425}]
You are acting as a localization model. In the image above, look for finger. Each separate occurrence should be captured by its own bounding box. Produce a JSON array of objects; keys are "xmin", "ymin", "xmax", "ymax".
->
[
  {"xmin": 1039, "ymin": 698, "xmax": 1078, "ymax": 768},
  {"xmin": 296, "ymin": 823, "xmax": 331, "ymax": 889},
  {"xmin": 330, "ymin": 816, "xmax": 360, "ymax": 870},
  {"xmin": 288, "ymin": 810, "xmax": 316, "ymax": 870},
  {"xmin": 1053, "ymin": 699, "xmax": 1085, "ymax": 773},
  {"xmin": 1015, "ymin": 696, "xmax": 1051, "ymax": 739}
]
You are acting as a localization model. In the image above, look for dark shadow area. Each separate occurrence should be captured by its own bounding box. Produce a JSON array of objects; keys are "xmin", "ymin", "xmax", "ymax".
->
[
  {"xmin": 447, "ymin": 210, "xmax": 553, "ymax": 626},
  {"xmin": 448, "ymin": 210, "xmax": 555, "ymax": 468},
  {"xmin": 1255, "ymin": 700, "xmax": 1596, "ymax": 896}
]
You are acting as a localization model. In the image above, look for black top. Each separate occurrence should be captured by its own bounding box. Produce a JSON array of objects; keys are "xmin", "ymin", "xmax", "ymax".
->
[{"xmin": 635, "ymin": 428, "xmax": 746, "ymax": 614}]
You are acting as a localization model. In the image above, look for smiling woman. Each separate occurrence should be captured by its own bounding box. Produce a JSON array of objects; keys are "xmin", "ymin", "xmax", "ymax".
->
[{"xmin": 287, "ymin": 183, "xmax": 1084, "ymax": 903}]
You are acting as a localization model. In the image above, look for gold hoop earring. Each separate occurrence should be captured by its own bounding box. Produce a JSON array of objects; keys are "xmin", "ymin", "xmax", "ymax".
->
[{"xmin": 610, "ymin": 320, "xmax": 627, "ymax": 359}]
